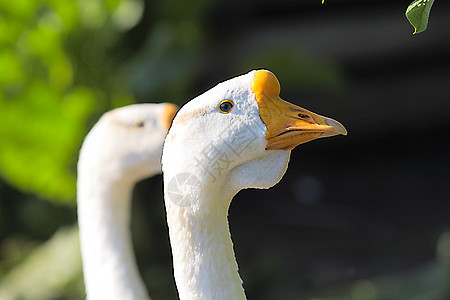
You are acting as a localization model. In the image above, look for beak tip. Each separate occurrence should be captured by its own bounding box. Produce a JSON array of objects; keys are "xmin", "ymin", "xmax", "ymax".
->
[{"xmin": 326, "ymin": 118, "xmax": 348, "ymax": 136}]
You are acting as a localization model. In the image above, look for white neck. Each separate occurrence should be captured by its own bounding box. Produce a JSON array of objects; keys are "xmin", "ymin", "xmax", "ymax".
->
[
  {"xmin": 165, "ymin": 186, "xmax": 246, "ymax": 300},
  {"xmin": 78, "ymin": 173, "xmax": 150, "ymax": 300}
]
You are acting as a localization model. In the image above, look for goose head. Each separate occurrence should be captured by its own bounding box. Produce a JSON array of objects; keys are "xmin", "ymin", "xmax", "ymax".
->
[
  {"xmin": 162, "ymin": 70, "xmax": 346, "ymax": 207},
  {"xmin": 79, "ymin": 103, "xmax": 178, "ymax": 185}
]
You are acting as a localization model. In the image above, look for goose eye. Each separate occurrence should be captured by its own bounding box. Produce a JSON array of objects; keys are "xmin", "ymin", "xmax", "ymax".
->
[
  {"xmin": 135, "ymin": 121, "xmax": 145, "ymax": 128},
  {"xmin": 219, "ymin": 100, "xmax": 234, "ymax": 114}
]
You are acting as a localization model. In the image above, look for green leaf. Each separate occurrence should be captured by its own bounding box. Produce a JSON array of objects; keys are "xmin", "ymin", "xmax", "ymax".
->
[{"xmin": 405, "ymin": 0, "xmax": 435, "ymax": 34}]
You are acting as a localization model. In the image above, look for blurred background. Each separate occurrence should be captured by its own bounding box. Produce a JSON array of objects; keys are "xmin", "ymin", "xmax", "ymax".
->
[{"xmin": 0, "ymin": 0, "xmax": 449, "ymax": 299}]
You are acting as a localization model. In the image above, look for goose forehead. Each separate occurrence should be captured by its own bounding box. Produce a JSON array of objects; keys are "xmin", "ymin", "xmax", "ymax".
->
[{"xmin": 104, "ymin": 104, "xmax": 157, "ymax": 125}]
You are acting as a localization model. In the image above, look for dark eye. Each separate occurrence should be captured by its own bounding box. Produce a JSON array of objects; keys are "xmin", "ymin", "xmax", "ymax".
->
[
  {"xmin": 219, "ymin": 100, "xmax": 234, "ymax": 114},
  {"xmin": 136, "ymin": 121, "xmax": 145, "ymax": 128}
]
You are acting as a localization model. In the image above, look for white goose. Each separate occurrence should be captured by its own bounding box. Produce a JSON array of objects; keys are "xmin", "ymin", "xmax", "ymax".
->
[
  {"xmin": 77, "ymin": 103, "xmax": 177, "ymax": 300},
  {"xmin": 162, "ymin": 69, "xmax": 347, "ymax": 299}
]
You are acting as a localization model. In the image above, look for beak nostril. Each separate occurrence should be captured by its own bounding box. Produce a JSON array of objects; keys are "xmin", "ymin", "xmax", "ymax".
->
[{"xmin": 298, "ymin": 113, "xmax": 310, "ymax": 119}]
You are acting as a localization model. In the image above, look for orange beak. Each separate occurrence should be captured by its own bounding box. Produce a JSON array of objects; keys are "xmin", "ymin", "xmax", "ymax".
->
[
  {"xmin": 160, "ymin": 103, "xmax": 179, "ymax": 131},
  {"xmin": 251, "ymin": 70, "xmax": 347, "ymax": 150}
]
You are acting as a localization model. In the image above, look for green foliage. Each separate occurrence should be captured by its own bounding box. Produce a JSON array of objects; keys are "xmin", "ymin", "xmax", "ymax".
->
[
  {"xmin": 406, "ymin": 0, "xmax": 435, "ymax": 34},
  {"xmin": 0, "ymin": 85, "xmax": 94, "ymax": 202},
  {"xmin": 0, "ymin": 0, "xmax": 211, "ymax": 203},
  {"xmin": 0, "ymin": 0, "xmax": 137, "ymax": 203}
]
